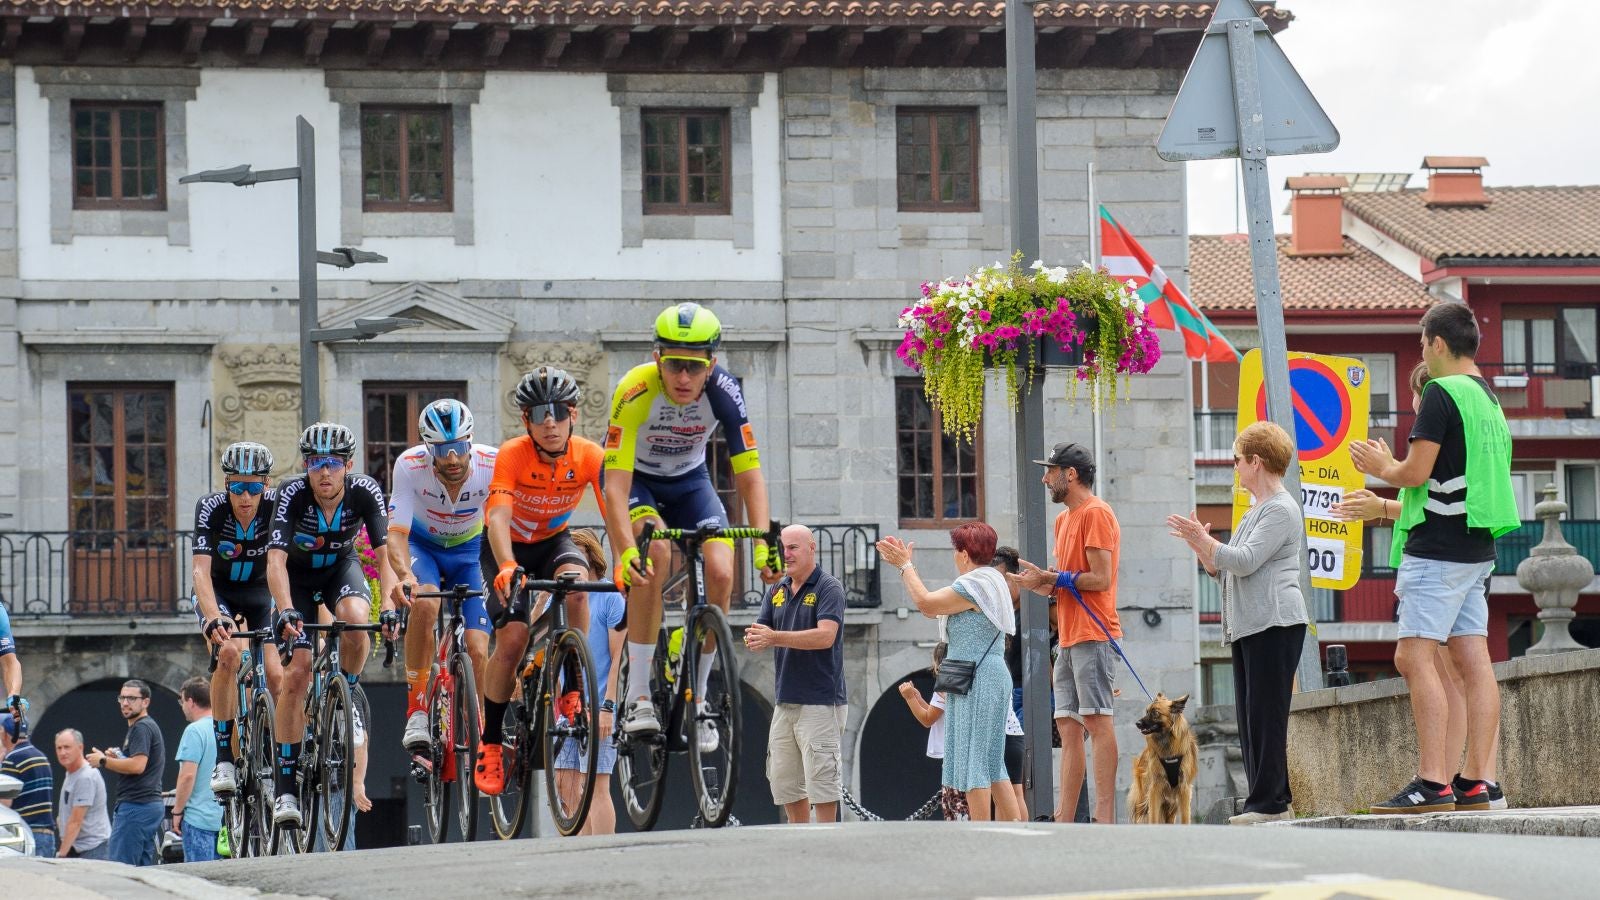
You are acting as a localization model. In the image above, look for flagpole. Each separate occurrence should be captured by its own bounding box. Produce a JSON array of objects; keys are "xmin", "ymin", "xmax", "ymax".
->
[{"xmin": 1088, "ymin": 165, "xmax": 1104, "ymax": 477}]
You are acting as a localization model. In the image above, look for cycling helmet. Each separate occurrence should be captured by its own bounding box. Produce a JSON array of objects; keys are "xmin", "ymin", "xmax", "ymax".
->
[
  {"xmin": 298, "ymin": 422, "xmax": 357, "ymax": 458},
  {"xmin": 220, "ymin": 441, "xmax": 274, "ymax": 476},
  {"xmin": 652, "ymin": 302, "xmax": 721, "ymax": 353},
  {"xmin": 418, "ymin": 399, "xmax": 474, "ymax": 444},
  {"xmin": 513, "ymin": 366, "xmax": 582, "ymax": 410}
]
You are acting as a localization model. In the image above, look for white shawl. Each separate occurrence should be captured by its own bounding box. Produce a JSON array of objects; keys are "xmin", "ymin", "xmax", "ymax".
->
[{"xmin": 952, "ymin": 566, "xmax": 1016, "ymax": 636}]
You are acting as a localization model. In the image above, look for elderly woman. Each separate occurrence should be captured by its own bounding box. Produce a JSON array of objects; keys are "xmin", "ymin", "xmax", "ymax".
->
[
  {"xmin": 878, "ymin": 523, "xmax": 1021, "ymax": 822},
  {"xmin": 1167, "ymin": 420, "xmax": 1310, "ymax": 825}
]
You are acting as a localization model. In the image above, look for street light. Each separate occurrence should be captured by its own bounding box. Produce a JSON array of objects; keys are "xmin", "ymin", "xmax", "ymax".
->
[{"xmin": 179, "ymin": 116, "xmax": 388, "ymax": 427}]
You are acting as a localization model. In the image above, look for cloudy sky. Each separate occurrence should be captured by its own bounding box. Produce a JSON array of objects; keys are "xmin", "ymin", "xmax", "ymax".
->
[{"xmin": 1184, "ymin": 0, "xmax": 1600, "ymax": 235}]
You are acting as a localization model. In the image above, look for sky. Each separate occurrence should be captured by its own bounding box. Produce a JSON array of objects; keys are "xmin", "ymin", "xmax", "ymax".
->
[{"xmin": 1184, "ymin": 0, "xmax": 1600, "ymax": 235}]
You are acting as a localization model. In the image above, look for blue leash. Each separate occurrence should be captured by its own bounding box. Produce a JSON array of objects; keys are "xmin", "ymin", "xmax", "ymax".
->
[{"xmin": 1059, "ymin": 573, "xmax": 1154, "ymax": 701}]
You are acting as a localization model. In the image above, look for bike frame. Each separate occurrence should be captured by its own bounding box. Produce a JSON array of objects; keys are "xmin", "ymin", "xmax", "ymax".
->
[{"xmin": 410, "ymin": 586, "xmax": 481, "ymax": 784}]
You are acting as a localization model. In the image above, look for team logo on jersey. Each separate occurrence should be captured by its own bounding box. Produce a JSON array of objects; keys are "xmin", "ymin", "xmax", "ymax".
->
[
  {"xmin": 803, "ymin": 592, "xmax": 817, "ymax": 606},
  {"xmin": 564, "ymin": 469, "xmax": 576, "ymax": 481},
  {"xmin": 740, "ymin": 423, "xmax": 757, "ymax": 450},
  {"xmin": 771, "ymin": 588, "xmax": 785, "ymax": 608},
  {"xmin": 605, "ymin": 426, "xmax": 622, "ymax": 450},
  {"xmin": 217, "ymin": 540, "xmax": 244, "ymax": 560},
  {"xmin": 294, "ymin": 534, "xmax": 325, "ymax": 551}
]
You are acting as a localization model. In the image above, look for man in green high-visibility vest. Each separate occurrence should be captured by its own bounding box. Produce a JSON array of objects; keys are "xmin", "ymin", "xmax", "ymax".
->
[{"xmin": 1350, "ymin": 302, "xmax": 1520, "ymax": 816}]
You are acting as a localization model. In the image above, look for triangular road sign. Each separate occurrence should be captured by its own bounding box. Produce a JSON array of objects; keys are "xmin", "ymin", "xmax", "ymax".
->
[{"xmin": 1157, "ymin": 0, "xmax": 1338, "ymax": 161}]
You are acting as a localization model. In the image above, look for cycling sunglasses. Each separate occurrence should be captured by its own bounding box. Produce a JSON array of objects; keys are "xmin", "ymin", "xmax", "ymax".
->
[
  {"xmin": 661, "ymin": 356, "xmax": 711, "ymax": 376},
  {"xmin": 305, "ymin": 455, "xmax": 348, "ymax": 473},
  {"xmin": 524, "ymin": 403, "xmax": 573, "ymax": 424},
  {"xmin": 427, "ymin": 439, "xmax": 472, "ymax": 460},
  {"xmin": 226, "ymin": 481, "xmax": 267, "ymax": 496}
]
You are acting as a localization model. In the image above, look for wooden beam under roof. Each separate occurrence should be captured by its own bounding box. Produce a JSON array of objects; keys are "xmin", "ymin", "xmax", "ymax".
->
[
  {"xmin": 365, "ymin": 22, "xmax": 390, "ymax": 64},
  {"xmin": 542, "ymin": 26, "xmax": 571, "ymax": 66},
  {"xmin": 482, "ymin": 23, "xmax": 509, "ymax": 66},
  {"xmin": 720, "ymin": 26, "xmax": 747, "ymax": 66},
  {"xmin": 303, "ymin": 20, "xmax": 329, "ymax": 64}
]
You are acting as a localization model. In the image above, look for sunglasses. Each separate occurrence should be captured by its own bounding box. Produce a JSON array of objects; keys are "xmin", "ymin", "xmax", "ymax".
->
[
  {"xmin": 226, "ymin": 481, "xmax": 267, "ymax": 496},
  {"xmin": 525, "ymin": 403, "xmax": 573, "ymax": 424},
  {"xmin": 661, "ymin": 356, "xmax": 710, "ymax": 376},
  {"xmin": 427, "ymin": 439, "xmax": 472, "ymax": 460},
  {"xmin": 305, "ymin": 455, "xmax": 348, "ymax": 473}
]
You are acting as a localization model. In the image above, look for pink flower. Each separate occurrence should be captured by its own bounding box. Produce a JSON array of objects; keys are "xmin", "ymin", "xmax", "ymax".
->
[{"xmin": 976, "ymin": 310, "xmax": 992, "ymax": 323}]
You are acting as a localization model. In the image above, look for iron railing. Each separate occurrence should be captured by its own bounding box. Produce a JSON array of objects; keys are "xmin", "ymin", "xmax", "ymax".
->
[
  {"xmin": 1195, "ymin": 410, "xmax": 1415, "ymax": 461},
  {"xmin": 0, "ymin": 531, "xmax": 197, "ymax": 617},
  {"xmin": 1478, "ymin": 362, "xmax": 1600, "ymax": 419}
]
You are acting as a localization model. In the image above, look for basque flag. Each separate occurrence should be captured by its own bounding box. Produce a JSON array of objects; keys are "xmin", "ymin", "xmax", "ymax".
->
[{"xmin": 1099, "ymin": 205, "xmax": 1239, "ymax": 363}]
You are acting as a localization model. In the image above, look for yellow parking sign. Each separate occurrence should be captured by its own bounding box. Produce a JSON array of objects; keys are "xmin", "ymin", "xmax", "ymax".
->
[{"xmin": 1232, "ymin": 349, "xmax": 1369, "ymax": 590}]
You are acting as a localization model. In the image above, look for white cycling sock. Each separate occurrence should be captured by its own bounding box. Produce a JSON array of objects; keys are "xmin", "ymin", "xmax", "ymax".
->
[
  {"xmin": 626, "ymin": 642, "xmax": 656, "ymax": 702},
  {"xmin": 696, "ymin": 649, "xmax": 716, "ymax": 700}
]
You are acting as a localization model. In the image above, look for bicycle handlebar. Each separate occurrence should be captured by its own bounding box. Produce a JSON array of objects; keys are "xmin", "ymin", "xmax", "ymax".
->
[
  {"xmin": 408, "ymin": 586, "xmax": 486, "ymax": 600},
  {"xmin": 207, "ymin": 627, "xmax": 276, "ymax": 674},
  {"xmin": 633, "ymin": 520, "xmax": 784, "ymax": 586},
  {"xmin": 277, "ymin": 620, "xmax": 396, "ymax": 669}
]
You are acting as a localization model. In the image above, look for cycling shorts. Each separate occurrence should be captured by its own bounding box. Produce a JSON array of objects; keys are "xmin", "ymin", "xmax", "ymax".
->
[
  {"xmin": 480, "ymin": 530, "xmax": 588, "ymax": 627},
  {"xmin": 281, "ymin": 558, "xmax": 373, "ymax": 653},
  {"xmin": 627, "ymin": 465, "xmax": 728, "ymax": 532},
  {"xmin": 410, "ymin": 536, "xmax": 490, "ymax": 635},
  {"xmin": 192, "ymin": 582, "xmax": 274, "ymax": 634}
]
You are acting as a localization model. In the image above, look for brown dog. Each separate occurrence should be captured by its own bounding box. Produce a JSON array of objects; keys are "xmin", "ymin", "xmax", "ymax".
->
[{"xmin": 1129, "ymin": 692, "xmax": 1197, "ymax": 825}]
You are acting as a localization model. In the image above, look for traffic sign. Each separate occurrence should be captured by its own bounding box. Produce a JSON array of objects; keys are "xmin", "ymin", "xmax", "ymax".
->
[
  {"xmin": 1156, "ymin": 0, "xmax": 1339, "ymax": 162},
  {"xmin": 1234, "ymin": 350, "xmax": 1369, "ymax": 591}
]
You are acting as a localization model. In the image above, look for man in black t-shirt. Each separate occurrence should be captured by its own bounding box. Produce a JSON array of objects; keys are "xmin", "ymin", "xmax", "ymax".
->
[
  {"xmin": 87, "ymin": 679, "xmax": 165, "ymax": 866},
  {"xmin": 744, "ymin": 524, "xmax": 846, "ymax": 824}
]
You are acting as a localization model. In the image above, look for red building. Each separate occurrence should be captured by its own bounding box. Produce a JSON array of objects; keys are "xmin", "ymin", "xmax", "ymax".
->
[{"xmin": 1187, "ymin": 158, "xmax": 1600, "ymax": 691}]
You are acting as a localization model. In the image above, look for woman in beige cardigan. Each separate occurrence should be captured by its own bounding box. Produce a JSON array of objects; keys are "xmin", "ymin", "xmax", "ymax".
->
[{"xmin": 1167, "ymin": 420, "xmax": 1311, "ymax": 825}]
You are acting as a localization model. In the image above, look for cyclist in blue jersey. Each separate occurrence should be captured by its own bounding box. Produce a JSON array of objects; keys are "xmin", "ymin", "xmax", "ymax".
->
[{"xmin": 0, "ymin": 598, "xmax": 21, "ymax": 725}]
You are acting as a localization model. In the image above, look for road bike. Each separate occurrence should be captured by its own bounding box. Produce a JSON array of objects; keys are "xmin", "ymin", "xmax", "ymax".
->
[
  {"xmin": 209, "ymin": 625, "xmax": 276, "ymax": 859},
  {"xmin": 486, "ymin": 571, "xmax": 614, "ymax": 838},
  {"xmin": 615, "ymin": 521, "xmax": 780, "ymax": 830},
  {"xmin": 406, "ymin": 584, "xmax": 484, "ymax": 844}
]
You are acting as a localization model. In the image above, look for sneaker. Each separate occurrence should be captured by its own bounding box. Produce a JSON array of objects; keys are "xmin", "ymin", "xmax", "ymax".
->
[
  {"xmin": 210, "ymin": 760, "xmax": 238, "ymax": 794},
  {"xmin": 474, "ymin": 743, "xmax": 505, "ymax": 795},
  {"xmin": 402, "ymin": 710, "xmax": 430, "ymax": 753},
  {"xmin": 622, "ymin": 698, "xmax": 660, "ymax": 735},
  {"xmin": 695, "ymin": 702, "xmax": 719, "ymax": 753},
  {"xmin": 273, "ymin": 793, "xmax": 303, "ymax": 827},
  {"xmin": 559, "ymin": 690, "xmax": 583, "ymax": 721},
  {"xmin": 1370, "ymin": 777, "xmax": 1455, "ymax": 814},
  {"xmin": 1452, "ymin": 775, "xmax": 1508, "ymax": 811},
  {"xmin": 1228, "ymin": 809, "xmax": 1294, "ymax": 825}
]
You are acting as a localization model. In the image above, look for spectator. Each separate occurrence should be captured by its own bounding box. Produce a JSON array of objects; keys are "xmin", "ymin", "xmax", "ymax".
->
[
  {"xmin": 87, "ymin": 678, "xmax": 165, "ymax": 866},
  {"xmin": 1, "ymin": 711, "xmax": 55, "ymax": 856},
  {"xmin": 554, "ymin": 529, "xmax": 625, "ymax": 835},
  {"xmin": 173, "ymin": 677, "xmax": 223, "ymax": 861},
  {"xmin": 744, "ymin": 523, "xmax": 848, "ymax": 824},
  {"xmin": 53, "ymin": 728, "xmax": 110, "ymax": 858},
  {"xmin": 898, "ymin": 642, "xmax": 965, "ymax": 820},
  {"xmin": 1168, "ymin": 421, "xmax": 1310, "ymax": 824},
  {"xmin": 1350, "ymin": 302, "xmax": 1519, "ymax": 813},
  {"xmin": 878, "ymin": 522, "xmax": 1021, "ymax": 822},
  {"xmin": 1010, "ymin": 442, "xmax": 1121, "ymax": 824}
]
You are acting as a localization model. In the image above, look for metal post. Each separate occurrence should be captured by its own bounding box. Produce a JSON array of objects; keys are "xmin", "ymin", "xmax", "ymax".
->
[
  {"xmin": 296, "ymin": 116, "xmax": 320, "ymax": 428},
  {"xmin": 1006, "ymin": 0, "xmax": 1055, "ymax": 819},
  {"xmin": 1224, "ymin": 21, "xmax": 1323, "ymax": 690}
]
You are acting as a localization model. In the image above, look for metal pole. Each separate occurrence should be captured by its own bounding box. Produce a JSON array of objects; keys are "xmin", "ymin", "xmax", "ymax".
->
[
  {"xmin": 1006, "ymin": 0, "xmax": 1054, "ymax": 820},
  {"xmin": 1087, "ymin": 165, "xmax": 1105, "ymax": 482},
  {"xmin": 1225, "ymin": 21, "xmax": 1323, "ymax": 690},
  {"xmin": 296, "ymin": 116, "xmax": 320, "ymax": 428}
]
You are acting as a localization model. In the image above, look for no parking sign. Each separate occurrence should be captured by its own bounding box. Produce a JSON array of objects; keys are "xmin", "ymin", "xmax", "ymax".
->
[{"xmin": 1232, "ymin": 350, "xmax": 1368, "ymax": 590}]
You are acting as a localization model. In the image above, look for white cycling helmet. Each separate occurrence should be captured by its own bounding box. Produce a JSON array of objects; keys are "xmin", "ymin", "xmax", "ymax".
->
[
  {"xmin": 220, "ymin": 441, "xmax": 274, "ymax": 476},
  {"xmin": 418, "ymin": 399, "xmax": 474, "ymax": 445}
]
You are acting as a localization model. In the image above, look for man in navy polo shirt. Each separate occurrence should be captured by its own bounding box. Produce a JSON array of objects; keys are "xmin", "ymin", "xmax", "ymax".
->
[{"xmin": 744, "ymin": 523, "xmax": 847, "ymax": 824}]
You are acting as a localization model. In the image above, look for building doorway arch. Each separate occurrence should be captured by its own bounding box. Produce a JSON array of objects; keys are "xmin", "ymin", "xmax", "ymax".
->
[
  {"xmin": 857, "ymin": 668, "xmax": 942, "ymax": 820},
  {"xmin": 34, "ymin": 677, "xmax": 184, "ymax": 807}
]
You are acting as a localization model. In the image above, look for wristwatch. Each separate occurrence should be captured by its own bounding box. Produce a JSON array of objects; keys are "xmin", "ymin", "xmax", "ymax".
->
[{"xmin": 600, "ymin": 699, "xmax": 615, "ymax": 714}]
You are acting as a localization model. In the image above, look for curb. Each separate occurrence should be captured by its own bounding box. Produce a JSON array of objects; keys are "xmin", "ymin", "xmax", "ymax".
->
[
  {"xmin": 0, "ymin": 856, "xmax": 279, "ymax": 899},
  {"xmin": 1271, "ymin": 806, "xmax": 1600, "ymax": 838}
]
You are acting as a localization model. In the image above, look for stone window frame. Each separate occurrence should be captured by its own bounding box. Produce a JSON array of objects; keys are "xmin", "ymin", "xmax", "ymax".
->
[
  {"xmin": 359, "ymin": 105, "xmax": 455, "ymax": 213},
  {"xmin": 641, "ymin": 108, "xmax": 733, "ymax": 217},
  {"xmin": 36, "ymin": 66, "xmax": 197, "ymax": 246},
  {"xmin": 327, "ymin": 71, "xmax": 481, "ymax": 246},
  {"xmin": 609, "ymin": 74, "xmax": 760, "ymax": 248}
]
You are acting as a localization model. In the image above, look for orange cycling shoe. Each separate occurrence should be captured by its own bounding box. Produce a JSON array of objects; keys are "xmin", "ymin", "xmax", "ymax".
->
[
  {"xmin": 475, "ymin": 743, "xmax": 505, "ymax": 795},
  {"xmin": 559, "ymin": 690, "xmax": 583, "ymax": 721}
]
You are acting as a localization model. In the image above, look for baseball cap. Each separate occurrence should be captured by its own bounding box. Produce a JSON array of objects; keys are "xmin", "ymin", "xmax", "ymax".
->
[
  {"xmin": 1033, "ymin": 441, "xmax": 1095, "ymax": 473},
  {"xmin": 0, "ymin": 712, "xmax": 17, "ymax": 740}
]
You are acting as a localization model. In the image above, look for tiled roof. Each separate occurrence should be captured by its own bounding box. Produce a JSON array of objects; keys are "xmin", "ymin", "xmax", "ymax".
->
[
  {"xmin": 1189, "ymin": 234, "xmax": 1433, "ymax": 315},
  {"xmin": 1343, "ymin": 186, "xmax": 1600, "ymax": 263}
]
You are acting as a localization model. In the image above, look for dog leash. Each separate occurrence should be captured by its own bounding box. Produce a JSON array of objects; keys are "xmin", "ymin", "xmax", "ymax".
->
[{"xmin": 1063, "ymin": 578, "xmax": 1153, "ymax": 701}]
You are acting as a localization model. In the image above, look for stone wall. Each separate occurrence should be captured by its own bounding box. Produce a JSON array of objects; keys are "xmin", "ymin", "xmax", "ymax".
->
[{"xmin": 1288, "ymin": 648, "xmax": 1600, "ymax": 814}]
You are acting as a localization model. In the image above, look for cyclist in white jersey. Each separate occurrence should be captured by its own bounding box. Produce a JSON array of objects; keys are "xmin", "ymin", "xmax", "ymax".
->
[{"xmin": 384, "ymin": 400, "xmax": 499, "ymax": 753}]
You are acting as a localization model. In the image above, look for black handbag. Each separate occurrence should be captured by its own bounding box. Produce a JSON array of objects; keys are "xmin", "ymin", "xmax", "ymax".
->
[{"xmin": 932, "ymin": 629, "xmax": 1002, "ymax": 696}]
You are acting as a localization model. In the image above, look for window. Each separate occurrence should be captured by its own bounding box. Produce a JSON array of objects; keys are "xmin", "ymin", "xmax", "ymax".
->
[
  {"xmin": 641, "ymin": 110, "xmax": 730, "ymax": 215},
  {"xmin": 362, "ymin": 383, "xmax": 466, "ymax": 495},
  {"xmin": 895, "ymin": 380, "xmax": 983, "ymax": 526},
  {"xmin": 69, "ymin": 385, "xmax": 175, "ymax": 537},
  {"xmin": 896, "ymin": 108, "xmax": 978, "ymax": 212},
  {"xmin": 1502, "ymin": 308, "xmax": 1600, "ymax": 377},
  {"xmin": 361, "ymin": 106, "xmax": 452, "ymax": 211},
  {"xmin": 1566, "ymin": 463, "xmax": 1599, "ymax": 520},
  {"xmin": 72, "ymin": 103, "xmax": 164, "ymax": 209}
]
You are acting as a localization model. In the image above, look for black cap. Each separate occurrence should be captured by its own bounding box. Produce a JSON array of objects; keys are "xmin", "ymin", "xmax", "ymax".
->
[{"xmin": 1033, "ymin": 442, "xmax": 1094, "ymax": 472}]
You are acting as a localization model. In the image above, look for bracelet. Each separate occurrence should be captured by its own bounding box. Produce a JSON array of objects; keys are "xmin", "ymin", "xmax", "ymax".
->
[{"xmin": 898, "ymin": 562, "xmax": 915, "ymax": 573}]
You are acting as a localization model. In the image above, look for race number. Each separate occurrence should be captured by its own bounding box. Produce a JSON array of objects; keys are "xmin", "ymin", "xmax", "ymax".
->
[
  {"xmin": 1306, "ymin": 537, "xmax": 1345, "ymax": 578},
  {"xmin": 1299, "ymin": 483, "xmax": 1343, "ymax": 522}
]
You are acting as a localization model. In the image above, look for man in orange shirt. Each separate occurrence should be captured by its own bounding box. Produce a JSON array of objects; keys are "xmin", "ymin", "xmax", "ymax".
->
[{"xmin": 1013, "ymin": 442, "xmax": 1120, "ymax": 824}]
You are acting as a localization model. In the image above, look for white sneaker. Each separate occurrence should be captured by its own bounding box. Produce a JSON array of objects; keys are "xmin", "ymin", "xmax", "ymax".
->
[
  {"xmin": 273, "ymin": 793, "xmax": 302, "ymax": 827},
  {"xmin": 402, "ymin": 710, "xmax": 430, "ymax": 752},
  {"xmin": 210, "ymin": 760, "xmax": 238, "ymax": 794},
  {"xmin": 1229, "ymin": 809, "xmax": 1294, "ymax": 826},
  {"xmin": 695, "ymin": 702, "xmax": 720, "ymax": 754},
  {"xmin": 622, "ymin": 698, "xmax": 660, "ymax": 735}
]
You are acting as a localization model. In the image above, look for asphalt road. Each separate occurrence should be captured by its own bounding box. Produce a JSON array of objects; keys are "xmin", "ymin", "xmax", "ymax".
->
[{"xmin": 181, "ymin": 821, "xmax": 1593, "ymax": 899}]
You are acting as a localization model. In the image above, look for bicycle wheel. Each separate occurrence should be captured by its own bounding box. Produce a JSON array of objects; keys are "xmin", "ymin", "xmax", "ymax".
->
[
  {"xmin": 487, "ymin": 697, "xmax": 529, "ymax": 840},
  {"xmin": 450, "ymin": 651, "xmax": 481, "ymax": 842},
  {"xmin": 543, "ymin": 629, "xmax": 599, "ymax": 836},
  {"xmin": 687, "ymin": 605, "xmax": 741, "ymax": 827},
  {"xmin": 248, "ymin": 691, "xmax": 277, "ymax": 859},
  {"xmin": 422, "ymin": 663, "xmax": 451, "ymax": 845},
  {"xmin": 316, "ymin": 676, "xmax": 356, "ymax": 852},
  {"xmin": 615, "ymin": 629, "xmax": 669, "ymax": 831}
]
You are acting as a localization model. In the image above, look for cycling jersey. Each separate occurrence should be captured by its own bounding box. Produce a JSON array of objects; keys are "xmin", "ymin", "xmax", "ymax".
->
[
  {"xmin": 0, "ymin": 601, "xmax": 13, "ymax": 657},
  {"xmin": 387, "ymin": 444, "xmax": 497, "ymax": 549},
  {"xmin": 604, "ymin": 362, "xmax": 759, "ymax": 480},
  {"xmin": 486, "ymin": 435, "xmax": 604, "ymax": 544},
  {"xmin": 193, "ymin": 490, "xmax": 277, "ymax": 585},
  {"xmin": 267, "ymin": 474, "xmax": 389, "ymax": 570}
]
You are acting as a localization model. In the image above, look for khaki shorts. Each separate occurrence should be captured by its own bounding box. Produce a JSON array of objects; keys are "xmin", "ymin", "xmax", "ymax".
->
[{"xmin": 766, "ymin": 704, "xmax": 847, "ymax": 805}]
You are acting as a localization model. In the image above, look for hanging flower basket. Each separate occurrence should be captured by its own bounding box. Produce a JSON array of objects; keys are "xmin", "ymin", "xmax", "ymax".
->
[{"xmin": 895, "ymin": 254, "xmax": 1162, "ymax": 439}]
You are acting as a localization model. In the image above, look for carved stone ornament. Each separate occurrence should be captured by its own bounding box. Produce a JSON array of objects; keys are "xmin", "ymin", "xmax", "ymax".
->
[
  {"xmin": 215, "ymin": 344, "xmax": 303, "ymax": 478},
  {"xmin": 500, "ymin": 342, "xmax": 610, "ymax": 444}
]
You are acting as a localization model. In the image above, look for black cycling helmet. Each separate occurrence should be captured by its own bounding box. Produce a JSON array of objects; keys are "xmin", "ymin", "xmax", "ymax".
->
[
  {"xmin": 514, "ymin": 366, "xmax": 582, "ymax": 410},
  {"xmin": 298, "ymin": 422, "xmax": 357, "ymax": 458},
  {"xmin": 653, "ymin": 302, "xmax": 721, "ymax": 353},
  {"xmin": 220, "ymin": 441, "xmax": 274, "ymax": 476}
]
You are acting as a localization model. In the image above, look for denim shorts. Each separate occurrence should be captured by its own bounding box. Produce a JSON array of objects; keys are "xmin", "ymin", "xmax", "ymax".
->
[
  {"xmin": 554, "ymin": 734, "xmax": 617, "ymax": 776},
  {"xmin": 1394, "ymin": 555, "xmax": 1495, "ymax": 641}
]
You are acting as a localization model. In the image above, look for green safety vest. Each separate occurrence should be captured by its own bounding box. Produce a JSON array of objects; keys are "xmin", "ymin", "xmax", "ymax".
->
[{"xmin": 1390, "ymin": 374, "xmax": 1521, "ymax": 567}]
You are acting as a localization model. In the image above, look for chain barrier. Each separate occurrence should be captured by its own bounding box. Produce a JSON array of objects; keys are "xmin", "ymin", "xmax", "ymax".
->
[{"xmin": 840, "ymin": 787, "xmax": 942, "ymax": 823}]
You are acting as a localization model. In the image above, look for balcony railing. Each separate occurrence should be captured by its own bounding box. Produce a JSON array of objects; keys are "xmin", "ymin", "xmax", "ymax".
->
[
  {"xmin": 1195, "ymin": 410, "xmax": 1414, "ymax": 462},
  {"xmin": 1479, "ymin": 362, "xmax": 1600, "ymax": 419}
]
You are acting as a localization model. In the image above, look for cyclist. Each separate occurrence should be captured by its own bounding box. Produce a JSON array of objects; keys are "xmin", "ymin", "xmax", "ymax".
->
[
  {"xmin": 385, "ymin": 399, "xmax": 498, "ymax": 754},
  {"xmin": 0, "ymin": 594, "xmax": 21, "ymax": 724},
  {"xmin": 475, "ymin": 366, "xmax": 628, "ymax": 796},
  {"xmin": 190, "ymin": 441, "xmax": 280, "ymax": 796},
  {"xmin": 265, "ymin": 422, "xmax": 398, "ymax": 827},
  {"xmin": 604, "ymin": 302, "xmax": 781, "ymax": 745}
]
